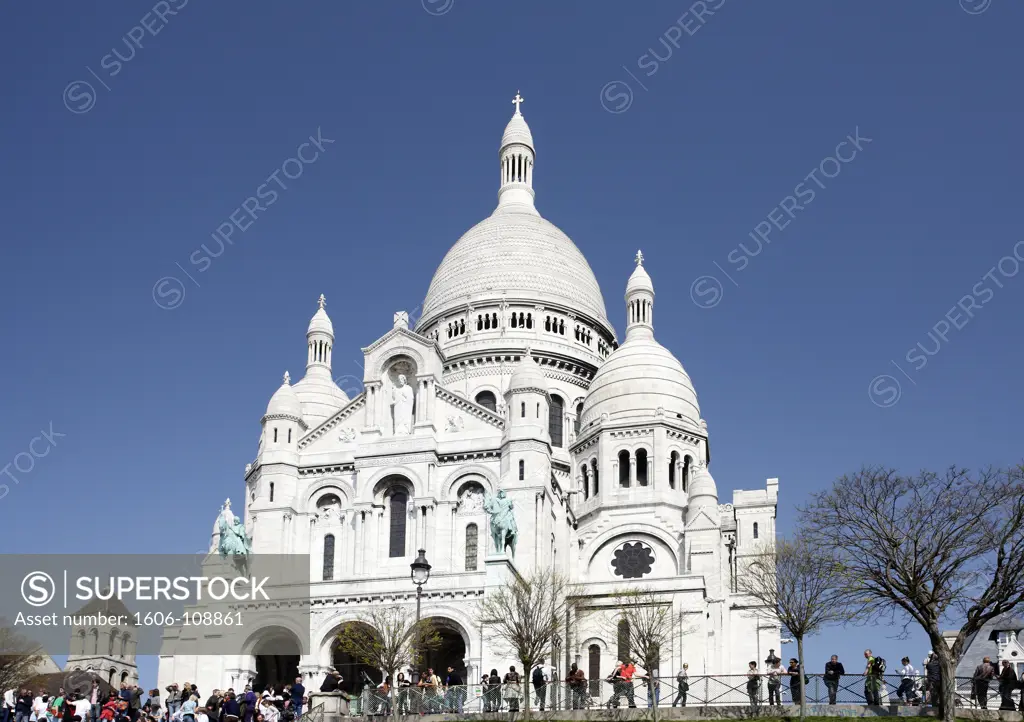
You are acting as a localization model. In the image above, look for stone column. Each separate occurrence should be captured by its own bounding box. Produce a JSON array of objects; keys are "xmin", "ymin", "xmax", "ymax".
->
[
  {"xmin": 352, "ymin": 508, "xmax": 364, "ymax": 575},
  {"xmin": 630, "ymin": 456, "xmax": 637, "ymax": 487}
]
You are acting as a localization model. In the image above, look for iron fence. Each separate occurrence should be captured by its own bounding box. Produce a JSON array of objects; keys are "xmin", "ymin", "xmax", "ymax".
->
[{"xmin": 338, "ymin": 673, "xmax": 1020, "ymax": 716}]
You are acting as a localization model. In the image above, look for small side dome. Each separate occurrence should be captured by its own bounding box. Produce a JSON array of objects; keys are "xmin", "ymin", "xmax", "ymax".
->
[
  {"xmin": 687, "ymin": 461, "xmax": 719, "ymax": 503},
  {"xmin": 508, "ymin": 352, "xmax": 547, "ymax": 392},
  {"xmin": 266, "ymin": 371, "xmax": 303, "ymax": 419},
  {"xmin": 293, "ymin": 375, "xmax": 348, "ymax": 426}
]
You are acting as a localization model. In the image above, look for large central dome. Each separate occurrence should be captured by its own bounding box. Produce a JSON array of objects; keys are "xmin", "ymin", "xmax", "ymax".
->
[
  {"xmin": 420, "ymin": 211, "xmax": 610, "ymax": 328},
  {"xmin": 417, "ymin": 97, "xmax": 611, "ymax": 334}
]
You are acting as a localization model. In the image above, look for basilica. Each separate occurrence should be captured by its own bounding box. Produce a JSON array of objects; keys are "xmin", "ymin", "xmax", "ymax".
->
[{"xmin": 157, "ymin": 96, "xmax": 780, "ymax": 696}]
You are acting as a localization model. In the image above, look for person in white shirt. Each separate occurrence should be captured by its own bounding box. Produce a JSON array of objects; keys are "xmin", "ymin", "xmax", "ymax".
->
[
  {"xmin": 30, "ymin": 696, "xmax": 47, "ymax": 722},
  {"xmin": 257, "ymin": 696, "xmax": 278, "ymax": 722},
  {"xmin": 897, "ymin": 657, "xmax": 918, "ymax": 704},
  {"xmin": 72, "ymin": 696, "xmax": 91, "ymax": 722},
  {"xmin": 4, "ymin": 689, "xmax": 16, "ymax": 722}
]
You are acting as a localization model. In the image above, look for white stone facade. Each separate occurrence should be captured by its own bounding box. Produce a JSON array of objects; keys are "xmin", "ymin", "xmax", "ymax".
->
[{"xmin": 158, "ymin": 98, "xmax": 779, "ymax": 695}]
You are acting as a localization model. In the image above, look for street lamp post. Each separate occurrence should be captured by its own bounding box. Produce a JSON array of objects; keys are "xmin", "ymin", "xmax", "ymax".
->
[{"xmin": 410, "ymin": 548, "xmax": 432, "ymax": 621}]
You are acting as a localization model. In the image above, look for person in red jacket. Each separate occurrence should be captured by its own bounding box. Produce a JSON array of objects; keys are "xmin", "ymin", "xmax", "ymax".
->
[{"xmin": 620, "ymin": 661, "xmax": 637, "ymax": 708}]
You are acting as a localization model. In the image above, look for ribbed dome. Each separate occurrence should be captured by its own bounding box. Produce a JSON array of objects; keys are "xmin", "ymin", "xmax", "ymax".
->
[
  {"xmin": 293, "ymin": 374, "xmax": 347, "ymax": 426},
  {"xmin": 266, "ymin": 374, "xmax": 303, "ymax": 419},
  {"xmin": 308, "ymin": 294, "xmax": 333, "ymax": 336},
  {"xmin": 581, "ymin": 337, "xmax": 700, "ymax": 428},
  {"xmin": 508, "ymin": 354, "xmax": 547, "ymax": 392},
  {"xmin": 419, "ymin": 211, "xmax": 610, "ymax": 329},
  {"xmin": 501, "ymin": 112, "xmax": 534, "ymax": 150},
  {"xmin": 626, "ymin": 262, "xmax": 654, "ymax": 295}
]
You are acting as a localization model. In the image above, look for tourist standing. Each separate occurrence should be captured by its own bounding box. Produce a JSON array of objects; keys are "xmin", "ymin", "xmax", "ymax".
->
[
  {"xmin": 896, "ymin": 657, "xmax": 918, "ymax": 704},
  {"xmin": 444, "ymin": 666, "xmax": 463, "ymax": 713},
  {"xmin": 502, "ymin": 667, "xmax": 521, "ymax": 713},
  {"xmin": 925, "ymin": 652, "xmax": 941, "ymax": 710},
  {"xmin": 824, "ymin": 655, "xmax": 844, "ymax": 705},
  {"xmin": 766, "ymin": 659, "xmax": 784, "ymax": 706},
  {"xmin": 746, "ymin": 662, "xmax": 761, "ymax": 707},
  {"xmin": 530, "ymin": 659, "xmax": 547, "ymax": 711},
  {"xmin": 787, "ymin": 658, "xmax": 803, "ymax": 705},
  {"xmin": 17, "ymin": 689, "xmax": 34, "ymax": 722},
  {"xmin": 396, "ymin": 674, "xmax": 411, "ymax": 716},
  {"xmin": 863, "ymin": 649, "xmax": 882, "ymax": 706},
  {"xmin": 972, "ymin": 657, "xmax": 996, "ymax": 709},
  {"xmin": 287, "ymin": 679, "xmax": 302, "ymax": 721},
  {"xmin": 998, "ymin": 660, "xmax": 1017, "ymax": 711},
  {"xmin": 672, "ymin": 664, "xmax": 689, "ymax": 707}
]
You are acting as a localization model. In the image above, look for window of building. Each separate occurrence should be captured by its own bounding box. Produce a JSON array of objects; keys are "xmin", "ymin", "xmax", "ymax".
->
[
  {"xmin": 588, "ymin": 645, "xmax": 601, "ymax": 696},
  {"xmin": 521, "ymin": 402, "xmax": 526, "ymax": 418},
  {"xmin": 636, "ymin": 449, "xmax": 648, "ymax": 486},
  {"xmin": 683, "ymin": 456, "xmax": 692, "ymax": 493},
  {"xmin": 518, "ymin": 460, "xmax": 525, "ymax": 481},
  {"xmin": 121, "ymin": 635, "xmax": 130, "ymax": 656},
  {"xmin": 287, "ymin": 428, "xmax": 292, "ymax": 443},
  {"xmin": 611, "ymin": 541, "xmax": 656, "ymax": 580},
  {"xmin": 592, "ymin": 459, "xmax": 599, "ymax": 495},
  {"xmin": 269, "ymin": 482, "xmax": 275, "ymax": 502},
  {"xmin": 389, "ymin": 491, "xmax": 408, "ymax": 557},
  {"xmin": 323, "ymin": 534, "xmax": 335, "ymax": 580},
  {"xmin": 753, "ymin": 522, "xmax": 759, "ymax": 539},
  {"xmin": 549, "ymin": 394, "xmax": 564, "ymax": 447},
  {"xmin": 465, "ymin": 524, "xmax": 478, "ymax": 571},
  {"xmin": 574, "ymin": 402, "xmax": 583, "ymax": 435},
  {"xmin": 618, "ymin": 450, "xmax": 631, "ymax": 488},
  {"xmin": 273, "ymin": 428, "xmax": 278, "ymax": 443},
  {"xmin": 475, "ymin": 391, "xmax": 497, "ymax": 412},
  {"xmin": 669, "ymin": 451, "xmax": 678, "ymax": 490},
  {"xmin": 581, "ymin": 465, "xmax": 589, "ymax": 501},
  {"xmin": 617, "ymin": 619, "xmax": 631, "ymax": 662}
]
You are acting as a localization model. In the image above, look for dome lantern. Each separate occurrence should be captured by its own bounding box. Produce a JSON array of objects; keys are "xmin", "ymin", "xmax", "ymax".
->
[
  {"xmin": 625, "ymin": 249, "xmax": 655, "ymax": 342},
  {"xmin": 497, "ymin": 91, "xmax": 538, "ymax": 214}
]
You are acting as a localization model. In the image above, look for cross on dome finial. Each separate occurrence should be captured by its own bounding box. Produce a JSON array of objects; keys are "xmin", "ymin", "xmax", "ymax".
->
[
  {"xmin": 512, "ymin": 91, "xmax": 524, "ymax": 115},
  {"xmin": 635, "ymin": 249, "xmax": 645, "ymax": 266},
  {"xmin": 283, "ymin": 370, "xmax": 291, "ymax": 385},
  {"xmin": 317, "ymin": 294, "xmax": 326, "ymax": 310}
]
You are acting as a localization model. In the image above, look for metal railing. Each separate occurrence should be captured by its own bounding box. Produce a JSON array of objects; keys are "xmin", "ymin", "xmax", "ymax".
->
[{"xmin": 337, "ymin": 674, "xmax": 1021, "ymax": 715}]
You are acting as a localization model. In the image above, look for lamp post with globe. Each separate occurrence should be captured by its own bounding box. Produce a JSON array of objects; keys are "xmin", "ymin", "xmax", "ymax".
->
[{"xmin": 410, "ymin": 548, "xmax": 432, "ymax": 621}]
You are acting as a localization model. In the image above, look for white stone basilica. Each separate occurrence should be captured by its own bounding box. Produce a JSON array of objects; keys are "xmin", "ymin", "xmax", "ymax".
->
[{"xmin": 158, "ymin": 96, "xmax": 780, "ymax": 695}]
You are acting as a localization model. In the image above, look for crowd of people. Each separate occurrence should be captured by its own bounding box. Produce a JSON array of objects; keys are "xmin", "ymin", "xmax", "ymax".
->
[
  {"xmin": 1, "ymin": 678, "xmax": 308, "ymax": 722},
  {"xmin": 6, "ymin": 648, "xmax": 1024, "ymax": 719}
]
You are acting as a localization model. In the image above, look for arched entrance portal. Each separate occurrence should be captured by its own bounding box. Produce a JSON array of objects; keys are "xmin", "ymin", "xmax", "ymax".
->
[
  {"xmin": 252, "ymin": 627, "xmax": 302, "ymax": 693},
  {"xmin": 421, "ymin": 617, "xmax": 467, "ymax": 682},
  {"xmin": 331, "ymin": 623, "xmax": 382, "ymax": 696}
]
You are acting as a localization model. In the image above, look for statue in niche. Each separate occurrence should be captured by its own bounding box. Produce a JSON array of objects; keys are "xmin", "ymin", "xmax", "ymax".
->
[
  {"xmin": 391, "ymin": 374, "xmax": 415, "ymax": 435},
  {"xmin": 458, "ymin": 484, "xmax": 485, "ymax": 514}
]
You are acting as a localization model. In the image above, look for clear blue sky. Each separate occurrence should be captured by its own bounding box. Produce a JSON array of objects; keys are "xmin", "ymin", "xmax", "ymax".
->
[{"xmin": 2, "ymin": 0, "xmax": 1022, "ymax": 687}]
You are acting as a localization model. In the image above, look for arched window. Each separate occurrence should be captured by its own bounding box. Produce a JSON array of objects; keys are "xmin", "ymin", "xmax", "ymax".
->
[
  {"xmin": 91, "ymin": 629, "xmax": 99, "ymax": 655},
  {"xmin": 389, "ymin": 491, "xmax": 408, "ymax": 558},
  {"xmin": 108, "ymin": 631, "xmax": 118, "ymax": 656},
  {"xmin": 618, "ymin": 450, "xmax": 631, "ymax": 488},
  {"xmin": 465, "ymin": 524, "xmax": 479, "ymax": 571},
  {"xmin": 475, "ymin": 391, "xmax": 497, "ymax": 412},
  {"xmin": 549, "ymin": 394, "xmax": 564, "ymax": 448},
  {"xmin": 323, "ymin": 534, "xmax": 335, "ymax": 580},
  {"xmin": 617, "ymin": 619, "xmax": 631, "ymax": 662},
  {"xmin": 521, "ymin": 402, "xmax": 526, "ymax": 418},
  {"xmin": 753, "ymin": 522, "xmax": 759, "ymax": 539},
  {"xmin": 581, "ymin": 465, "xmax": 589, "ymax": 501},
  {"xmin": 669, "ymin": 451, "xmax": 679, "ymax": 490},
  {"xmin": 683, "ymin": 455, "xmax": 692, "ymax": 492},
  {"xmin": 588, "ymin": 645, "xmax": 601, "ymax": 696},
  {"xmin": 636, "ymin": 449, "xmax": 648, "ymax": 486},
  {"xmin": 518, "ymin": 460, "xmax": 525, "ymax": 481},
  {"xmin": 526, "ymin": 313, "xmax": 533, "ymax": 329},
  {"xmin": 574, "ymin": 402, "xmax": 583, "ymax": 435},
  {"xmin": 120, "ymin": 634, "xmax": 130, "ymax": 657},
  {"xmin": 591, "ymin": 459, "xmax": 599, "ymax": 495}
]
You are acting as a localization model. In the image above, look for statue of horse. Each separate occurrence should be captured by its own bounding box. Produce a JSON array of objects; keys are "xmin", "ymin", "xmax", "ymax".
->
[{"xmin": 484, "ymin": 489, "xmax": 518, "ymax": 558}]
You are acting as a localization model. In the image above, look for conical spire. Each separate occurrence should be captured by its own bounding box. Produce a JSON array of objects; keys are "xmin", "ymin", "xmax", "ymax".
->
[
  {"xmin": 624, "ymin": 250, "xmax": 655, "ymax": 341},
  {"xmin": 496, "ymin": 91, "xmax": 538, "ymax": 215}
]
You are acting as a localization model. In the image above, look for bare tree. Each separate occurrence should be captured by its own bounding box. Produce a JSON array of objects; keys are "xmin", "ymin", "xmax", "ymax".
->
[
  {"xmin": 477, "ymin": 568, "xmax": 573, "ymax": 718},
  {"xmin": 333, "ymin": 606, "xmax": 440, "ymax": 722},
  {"xmin": 601, "ymin": 588, "xmax": 674, "ymax": 722},
  {"xmin": 800, "ymin": 465, "xmax": 1024, "ymax": 722},
  {"xmin": 738, "ymin": 538, "xmax": 855, "ymax": 718},
  {"xmin": 0, "ymin": 623, "xmax": 46, "ymax": 694}
]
